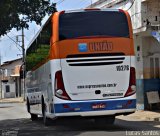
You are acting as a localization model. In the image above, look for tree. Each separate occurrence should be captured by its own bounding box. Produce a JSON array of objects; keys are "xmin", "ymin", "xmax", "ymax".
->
[{"xmin": 0, "ymin": 0, "xmax": 56, "ymax": 36}]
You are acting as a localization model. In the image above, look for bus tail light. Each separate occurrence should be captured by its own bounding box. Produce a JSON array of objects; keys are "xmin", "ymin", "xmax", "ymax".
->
[
  {"xmin": 55, "ymin": 71, "xmax": 71, "ymax": 100},
  {"xmin": 125, "ymin": 67, "xmax": 136, "ymax": 97}
]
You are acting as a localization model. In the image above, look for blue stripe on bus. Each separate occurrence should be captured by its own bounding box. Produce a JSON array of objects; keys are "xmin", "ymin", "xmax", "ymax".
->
[{"xmin": 54, "ymin": 99, "xmax": 136, "ymax": 113}]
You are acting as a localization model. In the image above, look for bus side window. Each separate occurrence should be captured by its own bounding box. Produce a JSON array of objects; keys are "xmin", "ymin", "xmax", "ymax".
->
[{"xmin": 26, "ymin": 21, "xmax": 51, "ymax": 71}]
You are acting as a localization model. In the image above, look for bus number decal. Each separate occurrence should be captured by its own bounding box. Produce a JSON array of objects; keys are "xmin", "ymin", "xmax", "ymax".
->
[{"xmin": 116, "ymin": 65, "xmax": 129, "ymax": 71}]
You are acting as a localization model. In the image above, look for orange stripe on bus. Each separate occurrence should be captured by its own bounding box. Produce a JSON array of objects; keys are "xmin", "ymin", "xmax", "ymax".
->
[{"xmin": 49, "ymin": 38, "xmax": 134, "ymax": 59}]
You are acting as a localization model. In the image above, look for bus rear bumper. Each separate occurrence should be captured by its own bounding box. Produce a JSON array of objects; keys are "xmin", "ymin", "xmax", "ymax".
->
[
  {"xmin": 51, "ymin": 99, "xmax": 136, "ymax": 117},
  {"xmin": 54, "ymin": 109, "xmax": 136, "ymax": 117}
]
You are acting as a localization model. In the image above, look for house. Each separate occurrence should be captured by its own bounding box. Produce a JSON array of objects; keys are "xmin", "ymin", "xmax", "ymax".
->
[
  {"xmin": 0, "ymin": 58, "xmax": 22, "ymax": 98},
  {"xmin": 89, "ymin": 0, "xmax": 160, "ymax": 109}
]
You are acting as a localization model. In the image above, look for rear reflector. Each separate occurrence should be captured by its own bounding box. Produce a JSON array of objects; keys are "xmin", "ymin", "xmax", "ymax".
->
[
  {"xmin": 125, "ymin": 67, "xmax": 136, "ymax": 97},
  {"xmin": 130, "ymin": 67, "xmax": 136, "ymax": 86},
  {"xmin": 55, "ymin": 71, "xmax": 71, "ymax": 100},
  {"xmin": 63, "ymin": 104, "xmax": 70, "ymax": 109}
]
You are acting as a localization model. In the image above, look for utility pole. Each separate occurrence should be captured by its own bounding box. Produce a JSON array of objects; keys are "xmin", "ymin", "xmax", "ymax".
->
[
  {"xmin": 21, "ymin": 26, "xmax": 25, "ymax": 100},
  {"xmin": 22, "ymin": 27, "xmax": 25, "ymax": 64},
  {"xmin": 16, "ymin": 22, "xmax": 25, "ymax": 100}
]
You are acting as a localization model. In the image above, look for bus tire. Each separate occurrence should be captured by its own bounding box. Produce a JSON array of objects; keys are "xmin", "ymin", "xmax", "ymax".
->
[
  {"xmin": 42, "ymin": 98, "xmax": 51, "ymax": 126},
  {"xmin": 94, "ymin": 116, "xmax": 115, "ymax": 125},
  {"xmin": 31, "ymin": 113, "xmax": 38, "ymax": 121},
  {"xmin": 106, "ymin": 115, "xmax": 115, "ymax": 124},
  {"xmin": 27, "ymin": 98, "xmax": 38, "ymax": 121},
  {"xmin": 26, "ymin": 98, "xmax": 30, "ymax": 113}
]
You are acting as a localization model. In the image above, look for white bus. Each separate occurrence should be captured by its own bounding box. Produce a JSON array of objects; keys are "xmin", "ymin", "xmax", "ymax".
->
[{"xmin": 26, "ymin": 9, "xmax": 136, "ymax": 126}]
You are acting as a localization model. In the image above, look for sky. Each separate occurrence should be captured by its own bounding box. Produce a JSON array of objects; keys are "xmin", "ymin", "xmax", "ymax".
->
[{"xmin": 0, "ymin": 0, "xmax": 99, "ymax": 64}]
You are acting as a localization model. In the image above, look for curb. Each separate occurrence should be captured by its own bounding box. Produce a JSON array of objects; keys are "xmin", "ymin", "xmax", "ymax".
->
[
  {"xmin": 0, "ymin": 101, "xmax": 25, "ymax": 104},
  {"xmin": 0, "ymin": 98, "xmax": 25, "ymax": 104}
]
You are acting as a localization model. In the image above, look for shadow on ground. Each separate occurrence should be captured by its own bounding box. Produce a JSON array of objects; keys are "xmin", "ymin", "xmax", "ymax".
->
[{"xmin": 0, "ymin": 117, "xmax": 160, "ymax": 136}]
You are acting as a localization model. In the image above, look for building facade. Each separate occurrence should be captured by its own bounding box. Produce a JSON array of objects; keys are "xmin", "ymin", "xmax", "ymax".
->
[
  {"xmin": 0, "ymin": 58, "xmax": 22, "ymax": 98},
  {"xmin": 90, "ymin": 0, "xmax": 160, "ymax": 109}
]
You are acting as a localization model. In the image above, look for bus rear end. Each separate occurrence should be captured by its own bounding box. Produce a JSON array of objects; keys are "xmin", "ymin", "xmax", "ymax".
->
[{"xmin": 51, "ymin": 9, "xmax": 136, "ymax": 122}]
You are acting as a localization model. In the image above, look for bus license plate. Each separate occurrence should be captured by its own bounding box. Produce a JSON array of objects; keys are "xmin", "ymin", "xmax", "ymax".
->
[{"xmin": 92, "ymin": 103, "xmax": 106, "ymax": 109}]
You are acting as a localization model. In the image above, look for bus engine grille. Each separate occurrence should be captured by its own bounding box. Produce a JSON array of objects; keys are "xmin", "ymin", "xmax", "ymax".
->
[{"xmin": 66, "ymin": 53, "xmax": 125, "ymax": 66}]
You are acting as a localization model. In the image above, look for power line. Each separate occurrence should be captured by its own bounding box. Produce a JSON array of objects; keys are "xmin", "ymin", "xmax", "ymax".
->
[
  {"xmin": 127, "ymin": 0, "xmax": 136, "ymax": 11},
  {"xmin": 0, "ymin": 36, "xmax": 16, "ymax": 42},
  {"xmin": 6, "ymin": 35, "xmax": 22, "ymax": 52},
  {"xmin": 6, "ymin": 35, "xmax": 20, "ymax": 46},
  {"xmin": 131, "ymin": 11, "xmax": 146, "ymax": 18},
  {"xmin": 56, "ymin": 0, "xmax": 65, "ymax": 5}
]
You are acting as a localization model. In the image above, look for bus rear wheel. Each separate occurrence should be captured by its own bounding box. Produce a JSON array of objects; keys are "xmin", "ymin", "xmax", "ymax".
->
[
  {"xmin": 31, "ymin": 113, "xmax": 38, "ymax": 121},
  {"xmin": 27, "ymin": 99, "xmax": 38, "ymax": 121},
  {"xmin": 94, "ymin": 116, "xmax": 115, "ymax": 125},
  {"xmin": 26, "ymin": 98, "xmax": 30, "ymax": 113},
  {"xmin": 42, "ymin": 100, "xmax": 51, "ymax": 126}
]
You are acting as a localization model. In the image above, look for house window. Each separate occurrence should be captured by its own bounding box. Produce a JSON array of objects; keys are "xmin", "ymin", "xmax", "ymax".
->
[{"xmin": 6, "ymin": 85, "xmax": 10, "ymax": 93}]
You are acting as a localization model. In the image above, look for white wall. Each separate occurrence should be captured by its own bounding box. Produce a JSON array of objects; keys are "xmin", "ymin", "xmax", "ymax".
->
[
  {"xmin": 2, "ymin": 82, "xmax": 16, "ymax": 98},
  {"xmin": 0, "ymin": 59, "xmax": 22, "ymax": 98},
  {"xmin": 134, "ymin": 35, "xmax": 144, "ymax": 79},
  {"xmin": 141, "ymin": 0, "xmax": 160, "ymax": 26},
  {"xmin": 142, "ymin": 37, "xmax": 160, "ymax": 79}
]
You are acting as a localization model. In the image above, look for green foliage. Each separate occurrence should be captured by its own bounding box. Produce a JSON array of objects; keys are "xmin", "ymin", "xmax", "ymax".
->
[{"xmin": 0, "ymin": 0, "xmax": 56, "ymax": 36}]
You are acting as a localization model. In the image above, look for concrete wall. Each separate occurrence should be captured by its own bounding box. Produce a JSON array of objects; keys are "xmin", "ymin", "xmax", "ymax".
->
[
  {"xmin": 2, "ymin": 82, "xmax": 16, "ymax": 98},
  {"xmin": 142, "ymin": 37, "xmax": 160, "ymax": 108},
  {"xmin": 133, "ymin": 34, "xmax": 160, "ymax": 109},
  {"xmin": 134, "ymin": 35, "xmax": 144, "ymax": 79},
  {"xmin": 1, "ymin": 59, "xmax": 22, "ymax": 76},
  {"xmin": 141, "ymin": 0, "xmax": 160, "ymax": 26},
  {"xmin": 130, "ymin": 0, "xmax": 142, "ymax": 29},
  {"xmin": 0, "ymin": 59, "xmax": 22, "ymax": 98},
  {"xmin": 134, "ymin": 35, "xmax": 145, "ymax": 110},
  {"xmin": 143, "ymin": 37, "xmax": 160, "ymax": 79}
]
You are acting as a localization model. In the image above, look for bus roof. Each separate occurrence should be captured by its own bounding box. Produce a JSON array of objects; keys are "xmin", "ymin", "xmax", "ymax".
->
[{"xmin": 62, "ymin": 8, "xmax": 121, "ymax": 14}]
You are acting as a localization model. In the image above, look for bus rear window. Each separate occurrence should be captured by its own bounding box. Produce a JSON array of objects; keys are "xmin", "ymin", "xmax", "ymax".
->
[{"xmin": 59, "ymin": 11, "xmax": 130, "ymax": 40}]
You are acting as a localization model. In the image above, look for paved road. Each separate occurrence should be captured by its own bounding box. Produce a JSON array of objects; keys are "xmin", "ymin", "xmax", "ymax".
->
[{"xmin": 0, "ymin": 103, "xmax": 160, "ymax": 136}]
